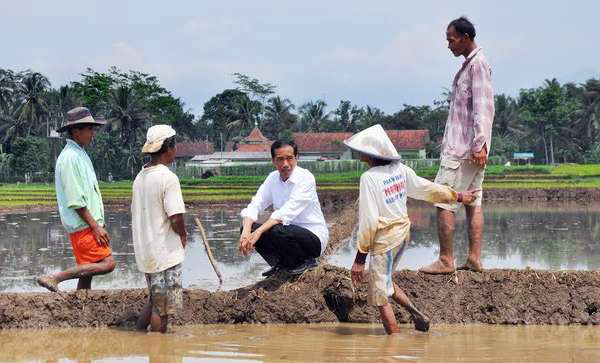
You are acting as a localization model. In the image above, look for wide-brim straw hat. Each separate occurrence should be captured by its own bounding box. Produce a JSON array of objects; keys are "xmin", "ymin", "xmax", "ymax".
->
[
  {"xmin": 343, "ymin": 124, "xmax": 401, "ymax": 161},
  {"xmin": 142, "ymin": 124, "xmax": 177, "ymax": 153},
  {"xmin": 57, "ymin": 107, "xmax": 105, "ymax": 132}
]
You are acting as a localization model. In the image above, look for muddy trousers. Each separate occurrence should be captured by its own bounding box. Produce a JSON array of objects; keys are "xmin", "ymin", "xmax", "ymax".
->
[{"xmin": 249, "ymin": 223, "xmax": 321, "ymax": 269}]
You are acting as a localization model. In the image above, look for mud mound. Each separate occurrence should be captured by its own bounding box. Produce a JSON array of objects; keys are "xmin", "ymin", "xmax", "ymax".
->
[{"xmin": 1, "ymin": 267, "xmax": 599, "ymax": 329}]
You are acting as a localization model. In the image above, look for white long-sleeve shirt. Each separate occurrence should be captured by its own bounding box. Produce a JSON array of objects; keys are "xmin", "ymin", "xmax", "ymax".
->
[
  {"xmin": 357, "ymin": 161, "xmax": 458, "ymax": 255},
  {"xmin": 241, "ymin": 166, "xmax": 329, "ymax": 253}
]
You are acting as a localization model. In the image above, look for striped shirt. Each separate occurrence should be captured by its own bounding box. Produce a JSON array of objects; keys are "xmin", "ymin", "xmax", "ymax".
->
[{"xmin": 440, "ymin": 47, "xmax": 494, "ymax": 160}]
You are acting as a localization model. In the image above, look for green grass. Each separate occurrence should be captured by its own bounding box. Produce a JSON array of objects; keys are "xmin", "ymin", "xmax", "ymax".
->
[
  {"xmin": 2, "ymin": 164, "xmax": 600, "ymax": 208},
  {"xmin": 550, "ymin": 164, "xmax": 600, "ymax": 176}
]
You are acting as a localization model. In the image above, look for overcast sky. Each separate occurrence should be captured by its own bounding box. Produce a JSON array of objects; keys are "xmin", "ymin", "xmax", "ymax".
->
[{"xmin": 2, "ymin": 0, "xmax": 599, "ymax": 115}]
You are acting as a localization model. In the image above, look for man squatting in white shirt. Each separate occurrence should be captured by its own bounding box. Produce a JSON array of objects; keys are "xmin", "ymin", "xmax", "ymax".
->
[
  {"xmin": 239, "ymin": 140, "xmax": 329, "ymax": 277},
  {"xmin": 344, "ymin": 125, "xmax": 478, "ymax": 334}
]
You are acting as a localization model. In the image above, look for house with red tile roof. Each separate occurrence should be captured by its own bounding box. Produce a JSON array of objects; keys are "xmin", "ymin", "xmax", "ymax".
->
[
  {"xmin": 293, "ymin": 129, "xmax": 429, "ymax": 160},
  {"xmin": 188, "ymin": 127, "xmax": 429, "ymax": 168},
  {"xmin": 190, "ymin": 127, "xmax": 274, "ymax": 165},
  {"xmin": 175, "ymin": 141, "xmax": 214, "ymax": 159},
  {"xmin": 224, "ymin": 127, "xmax": 274, "ymax": 153}
]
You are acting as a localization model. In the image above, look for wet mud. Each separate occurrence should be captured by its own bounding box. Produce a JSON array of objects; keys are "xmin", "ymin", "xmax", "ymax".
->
[
  {"xmin": 1, "ymin": 266, "xmax": 599, "ymax": 329},
  {"xmin": 2, "ymin": 190, "xmax": 600, "ymax": 329}
]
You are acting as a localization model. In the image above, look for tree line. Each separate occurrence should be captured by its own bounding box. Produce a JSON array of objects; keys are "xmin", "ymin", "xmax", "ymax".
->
[{"xmin": 1, "ymin": 67, "xmax": 599, "ymax": 181}]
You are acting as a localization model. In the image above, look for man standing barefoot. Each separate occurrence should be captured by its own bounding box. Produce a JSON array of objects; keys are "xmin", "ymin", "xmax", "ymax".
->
[
  {"xmin": 420, "ymin": 17, "xmax": 494, "ymax": 274},
  {"xmin": 36, "ymin": 107, "xmax": 116, "ymax": 291},
  {"xmin": 132, "ymin": 125, "xmax": 187, "ymax": 333}
]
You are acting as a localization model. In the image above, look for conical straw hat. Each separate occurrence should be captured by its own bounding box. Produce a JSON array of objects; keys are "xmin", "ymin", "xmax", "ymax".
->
[{"xmin": 343, "ymin": 124, "xmax": 401, "ymax": 161}]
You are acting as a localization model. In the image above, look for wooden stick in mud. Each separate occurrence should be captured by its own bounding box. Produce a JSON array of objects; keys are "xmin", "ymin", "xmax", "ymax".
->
[{"xmin": 194, "ymin": 217, "xmax": 223, "ymax": 287}]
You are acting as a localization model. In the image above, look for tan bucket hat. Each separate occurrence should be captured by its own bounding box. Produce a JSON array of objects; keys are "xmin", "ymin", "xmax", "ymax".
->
[
  {"xmin": 142, "ymin": 124, "xmax": 176, "ymax": 153},
  {"xmin": 57, "ymin": 107, "xmax": 105, "ymax": 132},
  {"xmin": 343, "ymin": 124, "xmax": 401, "ymax": 161}
]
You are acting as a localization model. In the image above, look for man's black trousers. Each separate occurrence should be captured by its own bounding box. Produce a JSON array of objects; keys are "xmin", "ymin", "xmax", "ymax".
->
[{"xmin": 249, "ymin": 223, "xmax": 321, "ymax": 269}]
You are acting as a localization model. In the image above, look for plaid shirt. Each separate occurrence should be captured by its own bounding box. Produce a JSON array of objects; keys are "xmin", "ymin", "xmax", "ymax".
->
[{"xmin": 440, "ymin": 47, "xmax": 494, "ymax": 160}]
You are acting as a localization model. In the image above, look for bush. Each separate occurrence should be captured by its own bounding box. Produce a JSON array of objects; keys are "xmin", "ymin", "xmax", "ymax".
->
[{"xmin": 9, "ymin": 137, "xmax": 51, "ymax": 177}]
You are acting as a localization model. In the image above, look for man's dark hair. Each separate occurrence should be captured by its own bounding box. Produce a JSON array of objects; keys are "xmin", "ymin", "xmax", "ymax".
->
[
  {"xmin": 448, "ymin": 16, "xmax": 476, "ymax": 39},
  {"xmin": 370, "ymin": 157, "xmax": 393, "ymax": 167},
  {"xmin": 150, "ymin": 136, "xmax": 176, "ymax": 156},
  {"xmin": 270, "ymin": 140, "xmax": 298, "ymax": 158}
]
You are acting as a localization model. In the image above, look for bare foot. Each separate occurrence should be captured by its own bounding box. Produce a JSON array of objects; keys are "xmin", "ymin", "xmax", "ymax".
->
[
  {"xmin": 419, "ymin": 260, "xmax": 455, "ymax": 275},
  {"xmin": 36, "ymin": 276, "xmax": 59, "ymax": 292},
  {"xmin": 457, "ymin": 259, "xmax": 483, "ymax": 272},
  {"xmin": 413, "ymin": 315, "xmax": 430, "ymax": 332}
]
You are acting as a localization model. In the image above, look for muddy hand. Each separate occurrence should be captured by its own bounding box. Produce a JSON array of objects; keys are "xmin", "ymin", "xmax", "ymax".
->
[
  {"xmin": 351, "ymin": 262, "xmax": 367, "ymax": 285},
  {"xmin": 462, "ymin": 189, "xmax": 481, "ymax": 205}
]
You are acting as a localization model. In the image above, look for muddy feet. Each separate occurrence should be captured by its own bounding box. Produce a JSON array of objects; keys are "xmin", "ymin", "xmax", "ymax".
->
[
  {"xmin": 36, "ymin": 276, "xmax": 59, "ymax": 292},
  {"xmin": 413, "ymin": 315, "xmax": 430, "ymax": 332},
  {"xmin": 457, "ymin": 259, "xmax": 483, "ymax": 272},
  {"xmin": 419, "ymin": 260, "xmax": 455, "ymax": 275}
]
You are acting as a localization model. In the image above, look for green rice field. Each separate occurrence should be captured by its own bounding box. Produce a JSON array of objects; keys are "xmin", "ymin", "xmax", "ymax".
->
[{"xmin": 1, "ymin": 164, "xmax": 600, "ymax": 208}]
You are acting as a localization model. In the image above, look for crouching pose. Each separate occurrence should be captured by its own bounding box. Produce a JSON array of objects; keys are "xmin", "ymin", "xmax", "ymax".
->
[
  {"xmin": 239, "ymin": 140, "xmax": 329, "ymax": 276},
  {"xmin": 344, "ymin": 125, "xmax": 477, "ymax": 334}
]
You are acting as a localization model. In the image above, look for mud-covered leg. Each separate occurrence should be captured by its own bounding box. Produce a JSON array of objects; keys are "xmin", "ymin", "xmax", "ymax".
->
[
  {"xmin": 378, "ymin": 303, "xmax": 400, "ymax": 334},
  {"xmin": 391, "ymin": 283, "xmax": 430, "ymax": 332},
  {"xmin": 136, "ymin": 301, "xmax": 152, "ymax": 331}
]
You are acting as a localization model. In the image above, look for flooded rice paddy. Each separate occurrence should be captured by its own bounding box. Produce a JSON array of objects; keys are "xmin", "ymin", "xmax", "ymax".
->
[
  {"xmin": 1, "ymin": 323, "xmax": 599, "ymax": 362},
  {"xmin": 1, "ymin": 202, "xmax": 600, "ymax": 293}
]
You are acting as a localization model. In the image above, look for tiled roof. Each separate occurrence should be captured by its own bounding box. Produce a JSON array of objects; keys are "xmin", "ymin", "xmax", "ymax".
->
[
  {"xmin": 225, "ymin": 140, "xmax": 273, "ymax": 152},
  {"xmin": 236, "ymin": 142, "xmax": 273, "ymax": 152},
  {"xmin": 245, "ymin": 127, "xmax": 270, "ymax": 142},
  {"xmin": 293, "ymin": 130, "xmax": 429, "ymax": 152},
  {"xmin": 293, "ymin": 132, "xmax": 352, "ymax": 153},
  {"xmin": 175, "ymin": 141, "xmax": 214, "ymax": 158},
  {"xmin": 386, "ymin": 130, "xmax": 430, "ymax": 150}
]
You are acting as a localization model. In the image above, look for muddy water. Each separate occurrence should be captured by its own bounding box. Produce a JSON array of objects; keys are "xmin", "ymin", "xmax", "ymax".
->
[
  {"xmin": 330, "ymin": 201, "xmax": 600, "ymax": 271},
  {"xmin": 0, "ymin": 207, "xmax": 261, "ymax": 292},
  {"xmin": 0, "ymin": 323, "xmax": 598, "ymax": 362},
  {"xmin": 1, "ymin": 202, "xmax": 600, "ymax": 292}
]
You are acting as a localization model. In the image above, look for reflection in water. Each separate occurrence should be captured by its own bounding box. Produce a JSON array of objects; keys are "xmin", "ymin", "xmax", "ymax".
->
[
  {"xmin": 1, "ymin": 202, "xmax": 600, "ymax": 292},
  {"xmin": 0, "ymin": 208, "xmax": 268, "ymax": 293},
  {"xmin": 0, "ymin": 323, "xmax": 598, "ymax": 362},
  {"xmin": 330, "ymin": 201, "xmax": 600, "ymax": 271}
]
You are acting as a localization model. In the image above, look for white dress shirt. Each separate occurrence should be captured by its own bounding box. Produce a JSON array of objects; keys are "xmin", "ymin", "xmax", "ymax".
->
[{"xmin": 241, "ymin": 166, "xmax": 329, "ymax": 253}]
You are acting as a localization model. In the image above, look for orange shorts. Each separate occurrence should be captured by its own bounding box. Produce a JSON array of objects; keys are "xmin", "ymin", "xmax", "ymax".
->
[{"xmin": 69, "ymin": 227, "xmax": 112, "ymax": 265}]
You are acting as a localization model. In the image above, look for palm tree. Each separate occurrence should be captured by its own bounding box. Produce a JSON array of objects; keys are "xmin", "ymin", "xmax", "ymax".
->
[
  {"xmin": 299, "ymin": 100, "xmax": 330, "ymax": 132},
  {"xmin": 225, "ymin": 95, "xmax": 262, "ymax": 136},
  {"xmin": 0, "ymin": 69, "xmax": 16, "ymax": 113},
  {"xmin": 0, "ymin": 104, "xmax": 30, "ymax": 152},
  {"xmin": 358, "ymin": 105, "xmax": 385, "ymax": 128},
  {"xmin": 264, "ymin": 96, "xmax": 296, "ymax": 136},
  {"xmin": 573, "ymin": 79, "xmax": 600, "ymax": 152},
  {"xmin": 106, "ymin": 86, "xmax": 148, "ymax": 145},
  {"xmin": 46, "ymin": 85, "xmax": 80, "ymax": 134},
  {"xmin": 494, "ymin": 94, "xmax": 524, "ymax": 135},
  {"xmin": 14, "ymin": 71, "xmax": 50, "ymax": 136},
  {"xmin": 106, "ymin": 86, "xmax": 149, "ymax": 176}
]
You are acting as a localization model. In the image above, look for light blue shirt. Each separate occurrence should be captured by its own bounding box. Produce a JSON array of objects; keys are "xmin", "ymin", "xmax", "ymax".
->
[{"xmin": 55, "ymin": 139, "xmax": 105, "ymax": 233}]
